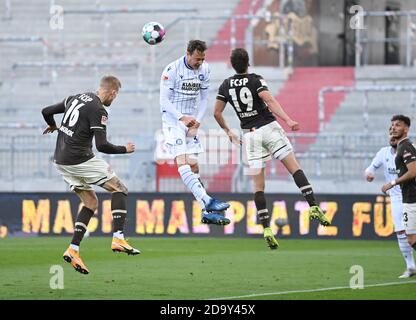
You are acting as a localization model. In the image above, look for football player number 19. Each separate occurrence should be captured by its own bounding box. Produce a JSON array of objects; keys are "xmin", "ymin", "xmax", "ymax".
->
[
  {"xmin": 229, "ymin": 88, "xmax": 253, "ymax": 113},
  {"xmin": 63, "ymin": 99, "xmax": 85, "ymax": 127}
]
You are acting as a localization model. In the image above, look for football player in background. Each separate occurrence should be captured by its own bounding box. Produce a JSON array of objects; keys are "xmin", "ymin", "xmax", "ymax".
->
[
  {"xmin": 214, "ymin": 48, "xmax": 330, "ymax": 250},
  {"xmin": 366, "ymin": 131, "xmax": 416, "ymax": 278},
  {"xmin": 42, "ymin": 75, "xmax": 140, "ymax": 275},
  {"xmin": 382, "ymin": 115, "xmax": 416, "ymax": 265}
]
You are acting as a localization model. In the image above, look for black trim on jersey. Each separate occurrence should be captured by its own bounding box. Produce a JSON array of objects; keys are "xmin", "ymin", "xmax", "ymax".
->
[
  {"xmin": 257, "ymin": 87, "xmax": 268, "ymax": 94},
  {"xmin": 216, "ymin": 94, "xmax": 227, "ymax": 102}
]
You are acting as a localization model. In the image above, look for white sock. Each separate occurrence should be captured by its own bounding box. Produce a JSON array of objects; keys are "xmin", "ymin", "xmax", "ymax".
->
[
  {"xmin": 70, "ymin": 244, "xmax": 79, "ymax": 252},
  {"xmin": 397, "ymin": 233, "xmax": 416, "ymax": 270},
  {"xmin": 198, "ymin": 198, "xmax": 206, "ymax": 212},
  {"xmin": 113, "ymin": 230, "xmax": 125, "ymax": 240},
  {"xmin": 178, "ymin": 165, "xmax": 211, "ymax": 206},
  {"xmin": 193, "ymin": 173, "xmax": 206, "ymax": 211}
]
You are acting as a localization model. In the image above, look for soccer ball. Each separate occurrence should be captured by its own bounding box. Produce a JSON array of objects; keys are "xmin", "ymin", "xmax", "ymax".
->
[{"xmin": 142, "ymin": 22, "xmax": 165, "ymax": 45}]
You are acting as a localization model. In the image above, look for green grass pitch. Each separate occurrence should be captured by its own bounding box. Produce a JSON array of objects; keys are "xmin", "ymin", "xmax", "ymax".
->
[{"xmin": 1, "ymin": 237, "xmax": 415, "ymax": 300}]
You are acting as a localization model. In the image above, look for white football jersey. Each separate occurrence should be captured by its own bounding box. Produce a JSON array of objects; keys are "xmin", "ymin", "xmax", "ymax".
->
[
  {"xmin": 366, "ymin": 146, "xmax": 402, "ymax": 199},
  {"xmin": 160, "ymin": 55, "xmax": 210, "ymax": 125}
]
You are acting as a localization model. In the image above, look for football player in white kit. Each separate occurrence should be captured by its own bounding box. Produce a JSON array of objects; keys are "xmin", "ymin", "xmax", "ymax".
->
[
  {"xmin": 365, "ymin": 133, "xmax": 416, "ymax": 278},
  {"xmin": 159, "ymin": 40, "xmax": 230, "ymax": 225}
]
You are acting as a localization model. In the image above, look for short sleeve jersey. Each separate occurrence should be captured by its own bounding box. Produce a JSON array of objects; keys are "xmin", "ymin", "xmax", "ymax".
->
[
  {"xmin": 216, "ymin": 73, "xmax": 275, "ymax": 129},
  {"xmin": 54, "ymin": 92, "xmax": 108, "ymax": 165}
]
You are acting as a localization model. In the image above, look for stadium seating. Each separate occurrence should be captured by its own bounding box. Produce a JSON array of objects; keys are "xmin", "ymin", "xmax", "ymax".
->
[
  {"xmin": 266, "ymin": 65, "xmax": 416, "ymax": 194},
  {"xmin": 0, "ymin": 0, "xmax": 243, "ymax": 191},
  {"xmin": 2, "ymin": 1, "xmax": 416, "ymax": 194}
]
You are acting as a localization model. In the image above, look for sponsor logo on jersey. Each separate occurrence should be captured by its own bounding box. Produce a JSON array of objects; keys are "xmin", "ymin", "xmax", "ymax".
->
[
  {"xmin": 404, "ymin": 151, "xmax": 411, "ymax": 158},
  {"xmin": 176, "ymin": 139, "xmax": 183, "ymax": 145},
  {"xmin": 162, "ymin": 74, "xmax": 169, "ymax": 80},
  {"xmin": 388, "ymin": 167, "xmax": 396, "ymax": 175},
  {"xmin": 198, "ymin": 74, "xmax": 204, "ymax": 81},
  {"xmin": 181, "ymin": 82, "xmax": 201, "ymax": 91},
  {"xmin": 101, "ymin": 116, "xmax": 108, "ymax": 126},
  {"xmin": 260, "ymin": 79, "xmax": 267, "ymax": 87}
]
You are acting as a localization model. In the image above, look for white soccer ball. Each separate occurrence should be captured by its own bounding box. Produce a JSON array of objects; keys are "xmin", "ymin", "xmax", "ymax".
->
[{"xmin": 141, "ymin": 21, "xmax": 165, "ymax": 45}]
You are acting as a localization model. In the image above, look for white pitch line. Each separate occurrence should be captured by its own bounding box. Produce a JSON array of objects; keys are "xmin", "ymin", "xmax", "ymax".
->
[{"xmin": 208, "ymin": 280, "xmax": 416, "ymax": 300}]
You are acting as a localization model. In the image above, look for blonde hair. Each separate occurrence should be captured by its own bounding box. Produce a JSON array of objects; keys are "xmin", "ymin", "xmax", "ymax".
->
[{"xmin": 100, "ymin": 75, "xmax": 121, "ymax": 90}]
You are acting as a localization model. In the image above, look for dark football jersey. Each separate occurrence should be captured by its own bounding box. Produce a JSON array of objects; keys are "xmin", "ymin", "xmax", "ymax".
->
[
  {"xmin": 54, "ymin": 92, "xmax": 109, "ymax": 165},
  {"xmin": 395, "ymin": 138, "xmax": 416, "ymax": 203},
  {"xmin": 216, "ymin": 73, "xmax": 276, "ymax": 129}
]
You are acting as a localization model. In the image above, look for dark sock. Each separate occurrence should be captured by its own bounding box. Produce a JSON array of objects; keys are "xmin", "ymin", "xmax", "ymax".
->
[
  {"xmin": 112, "ymin": 192, "xmax": 127, "ymax": 233},
  {"xmin": 71, "ymin": 206, "xmax": 94, "ymax": 246},
  {"xmin": 292, "ymin": 169, "xmax": 317, "ymax": 207},
  {"xmin": 254, "ymin": 191, "xmax": 270, "ymax": 228}
]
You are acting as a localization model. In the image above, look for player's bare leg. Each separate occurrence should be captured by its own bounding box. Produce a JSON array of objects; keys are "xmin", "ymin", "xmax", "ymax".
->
[
  {"xmin": 101, "ymin": 177, "xmax": 140, "ymax": 255},
  {"xmin": 176, "ymin": 154, "xmax": 230, "ymax": 225},
  {"xmin": 281, "ymin": 152, "xmax": 331, "ymax": 226},
  {"xmin": 397, "ymin": 230, "xmax": 416, "ymax": 278},
  {"xmin": 253, "ymin": 168, "xmax": 278, "ymax": 250},
  {"xmin": 63, "ymin": 188, "xmax": 96, "ymax": 274}
]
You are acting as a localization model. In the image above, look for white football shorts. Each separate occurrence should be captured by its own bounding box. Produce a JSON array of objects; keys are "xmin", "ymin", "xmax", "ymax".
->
[
  {"xmin": 390, "ymin": 197, "xmax": 404, "ymax": 232},
  {"xmin": 403, "ymin": 202, "xmax": 416, "ymax": 235},
  {"xmin": 162, "ymin": 121, "xmax": 204, "ymax": 159},
  {"xmin": 243, "ymin": 121, "xmax": 293, "ymax": 169},
  {"xmin": 54, "ymin": 156, "xmax": 116, "ymax": 191}
]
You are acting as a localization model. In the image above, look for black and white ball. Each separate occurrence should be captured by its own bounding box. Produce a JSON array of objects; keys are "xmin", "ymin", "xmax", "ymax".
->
[{"xmin": 142, "ymin": 21, "xmax": 165, "ymax": 45}]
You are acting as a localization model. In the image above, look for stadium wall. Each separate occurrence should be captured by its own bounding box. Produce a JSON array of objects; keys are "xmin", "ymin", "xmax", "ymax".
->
[{"xmin": 0, "ymin": 192, "xmax": 396, "ymax": 240}]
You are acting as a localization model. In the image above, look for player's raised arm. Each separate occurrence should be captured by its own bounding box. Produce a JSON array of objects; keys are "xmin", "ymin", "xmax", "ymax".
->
[
  {"xmin": 41, "ymin": 99, "xmax": 67, "ymax": 134},
  {"xmin": 258, "ymin": 90, "xmax": 299, "ymax": 131}
]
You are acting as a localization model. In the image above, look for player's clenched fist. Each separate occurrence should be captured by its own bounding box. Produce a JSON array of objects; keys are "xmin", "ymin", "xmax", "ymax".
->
[
  {"xmin": 125, "ymin": 142, "xmax": 135, "ymax": 153},
  {"xmin": 365, "ymin": 173, "xmax": 374, "ymax": 182},
  {"xmin": 43, "ymin": 125, "xmax": 58, "ymax": 134},
  {"xmin": 180, "ymin": 116, "xmax": 197, "ymax": 128}
]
